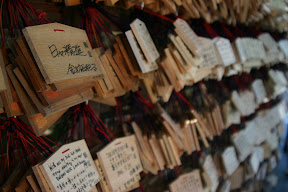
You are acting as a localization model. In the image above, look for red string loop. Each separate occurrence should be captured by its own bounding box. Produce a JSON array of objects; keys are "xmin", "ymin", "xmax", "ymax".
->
[{"xmin": 38, "ymin": 11, "xmax": 46, "ymax": 20}]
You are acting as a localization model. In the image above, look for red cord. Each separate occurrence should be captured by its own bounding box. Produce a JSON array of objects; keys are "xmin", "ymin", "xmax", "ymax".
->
[
  {"xmin": 234, "ymin": 26, "xmax": 243, "ymax": 37},
  {"xmin": 232, "ymin": 76, "xmax": 245, "ymax": 90},
  {"xmin": 221, "ymin": 23, "xmax": 236, "ymax": 41},
  {"xmin": 203, "ymin": 22, "xmax": 219, "ymax": 38},
  {"xmin": 135, "ymin": 5, "xmax": 175, "ymax": 23},
  {"xmin": 218, "ymin": 81, "xmax": 231, "ymax": 94},
  {"xmin": 231, "ymin": 125, "xmax": 238, "ymax": 133},
  {"xmin": 176, "ymin": 91, "xmax": 194, "ymax": 110},
  {"xmin": 87, "ymin": 104, "xmax": 114, "ymax": 139},
  {"xmin": 136, "ymin": 91, "xmax": 154, "ymax": 109},
  {"xmin": 249, "ymin": 28, "xmax": 262, "ymax": 36}
]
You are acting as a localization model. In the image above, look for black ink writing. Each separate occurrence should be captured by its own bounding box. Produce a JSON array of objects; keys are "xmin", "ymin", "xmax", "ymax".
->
[
  {"xmin": 45, "ymin": 145, "xmax": 99, "ymax": 192},
  {"xmin": 67, "ymin": 63, "xmax": 97, "ymax": 75},
  {"xmin": 83, "ymin": 42, "xmax": 88, "ymax": 48},
  {"xmin": 87, "ymin": 51, "xmax": 92, "ymax": 57},
  {"xmin": 48, "ymin": 44, "xmax": 87, "ymax": 58},
  {"xmin": 99, "ymin": 138, "xmax": 142, "ymax": 192}
]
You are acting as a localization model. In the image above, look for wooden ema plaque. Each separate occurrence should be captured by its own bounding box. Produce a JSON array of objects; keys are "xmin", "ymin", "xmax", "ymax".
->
[
  {"xmin": 221, "ymin": 146, "xmax": 239, "ymax": 176},
  {"xmin": 39, "ymin": 140, "xmax": 100, "ymax": 192},
  {"xmin": 218, "ymin": 180, "xmax": 231, "ymax": 192},
  {"xmin": 231, "ymin": 90, "xmax": 256, "ymax": 117},
  {"xmin": 279, "ymin": 40, "xmax": 288, "ymax": 58},
  {"xmin": 231, "ymin": 130, "xmax": 252, "ymax": 162},
  {"xmin": 130, "ymin": 19, "xmax": 160, "ymax": 64},
  {"xmin": 244, "ymin": 121, "xmax": 257, "ymax": 146},
  {"xmin": 125, "ymin": 28, "xmax": 158, "ymax": 73},
  {"xmin": 199, "ymin": 37, "xmax": 222, "ymax": 68},
  {"xmin": 173, "ymin": 18, "xmax": 203, "ymax": 57},
  {"xmin": 169, "ymin": 169, "xmax": 203, "ymax": 192},
  {"xmin": 0, "ymin": 49, "xmax": 13, "ymax": 101},
  {"xmin": 0, "ymin": 65, "xmax": 6, "ymax": 91},
  {"xmin": 258, "ymin": 33, "xmax": 278, "ymax": 52},
  {"xmin": 97, "ymin": 135, "xmax": 143, "ymax": 192},
  {"xmin": 64, "ymin": 0, "xmax": 81, "ymax": 6},
  {"xmin": 26, "ymin": 173, "xmax": 41, "ymax": 192},
  {"xmin": 235, "ymin": 38, "xmax": 266, "ymax": 62},
  {"xmin": 213, "ymin": 37, "xmax": 236, "ymax": 66},
  {"xmin": 202, "ymin": 155, "xmax": 219, "ymax": 191},
  {"xmin": 249, "ymin": 150, "xmax": 260, "ymax": 174},
  {"xmin": 15, "ymin": 173, "xmax": 34, "ymax": 192},
  {"xmin": 229, "ymin": 166, "xmax": 244, "ymax": 190},
  {"xmin": 23, "ymin": 23, "xmax": 103, "ymax": 84},
  {"xmin": 251, "ymin": 79, "xmax": 267, "ymax": 105},
  {"xmin": 27, "ymin": 109, "xmax": 68, "ymax": 136},
  {"xmin": 94, "ymin": 159, "xmax": 140, "ymax": 192}
]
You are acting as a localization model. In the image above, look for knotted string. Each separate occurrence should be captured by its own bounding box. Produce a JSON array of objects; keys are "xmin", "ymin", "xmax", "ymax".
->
[
  {"xmin": 1, "ymin": 0, "xmax": 50, "ymax": 47},
  {"xmin": 2, "ymin": 117, "xmax": 56, "ymax": 173}
]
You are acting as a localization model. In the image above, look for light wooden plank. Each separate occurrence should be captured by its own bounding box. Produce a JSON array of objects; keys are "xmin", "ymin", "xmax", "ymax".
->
[{"xmin": 23, "ymin": 23, "xmax": 103, "ymax": 84}]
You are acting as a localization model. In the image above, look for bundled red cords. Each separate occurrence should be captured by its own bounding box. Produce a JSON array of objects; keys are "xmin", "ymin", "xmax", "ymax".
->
[
  {"xmin": 64, "ymin": 103, "xmax": 114, "ymax": 148},
  {"xmin": 81, "ymin": 7, "xmax": 121, "ymax": 49},
  {"xmin": 203, "ymin": 22, "xmax": 219, "ymax": 38},
  {"xmin": 0, "ymin": 0, "xmax": 50, "ymax": 47},
  {"xmin": 0, "ymin": 117, "xmax": 57, "ymax": 173}
]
